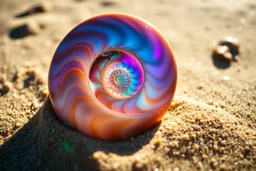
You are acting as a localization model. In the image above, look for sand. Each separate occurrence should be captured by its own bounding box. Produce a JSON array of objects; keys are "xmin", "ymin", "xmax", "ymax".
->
[{"xmin": 0, "ymin": 0, "xmax": 256, "ymax": 170}]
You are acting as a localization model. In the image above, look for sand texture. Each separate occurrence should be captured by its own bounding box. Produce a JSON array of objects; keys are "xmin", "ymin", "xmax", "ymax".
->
[{"xmin": 0, "ymin": 0, "xmax": 256, "ymax": 170}]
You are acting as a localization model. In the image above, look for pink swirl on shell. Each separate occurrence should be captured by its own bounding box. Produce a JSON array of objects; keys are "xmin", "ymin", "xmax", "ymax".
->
[{"xmin": 48, "ymin": 13, "xmax": 177, "ymax": 140}]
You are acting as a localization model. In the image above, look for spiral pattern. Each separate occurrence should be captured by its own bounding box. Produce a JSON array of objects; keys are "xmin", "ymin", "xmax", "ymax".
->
[{"xmin": 48, "ymin": 13, "xmax": 177, "ymax": 140}]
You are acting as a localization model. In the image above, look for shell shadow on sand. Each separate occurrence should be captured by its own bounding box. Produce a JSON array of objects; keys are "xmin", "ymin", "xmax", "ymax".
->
[{"xmin": 0, "ymin": 98, "xmax": 158, "ymax": 171}]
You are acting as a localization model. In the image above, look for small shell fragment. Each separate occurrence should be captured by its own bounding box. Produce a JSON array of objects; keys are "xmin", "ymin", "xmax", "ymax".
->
[
  {"xmin": 212, "ymin": 36, "xmax": 240, "ymax": 61},
  {"xmin": 213, "ymin": 46, "xmax": 232, "ymax": 61}
]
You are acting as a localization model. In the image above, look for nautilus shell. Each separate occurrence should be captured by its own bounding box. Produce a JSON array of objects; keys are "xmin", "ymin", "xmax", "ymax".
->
[{"xmin": 48, "ymin": 13, "xmax": 177, "ymax": 141}]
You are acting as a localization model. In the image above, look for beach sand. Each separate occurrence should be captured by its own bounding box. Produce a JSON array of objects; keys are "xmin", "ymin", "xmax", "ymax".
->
[{"xmin": 0, "ymin": 0, "xmax": 255, "ymax": 170}]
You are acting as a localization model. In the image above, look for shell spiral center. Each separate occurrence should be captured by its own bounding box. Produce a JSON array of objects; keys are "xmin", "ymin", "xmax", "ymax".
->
[{"xmin": 89, "ymin": 50, "xmax": 144, "ymax": 105}]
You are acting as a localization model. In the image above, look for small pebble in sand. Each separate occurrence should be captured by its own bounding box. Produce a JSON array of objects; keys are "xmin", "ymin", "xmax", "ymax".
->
[
  {"xmin": 154, "ymin": 139, "xmax": 162, "ymax": 146},
  {"xmin": 101, "ymin": 0, "xmax": 120, "ymax": 6},
  {"xmin": 182, "ymin": 134, "xmax": 190, "ymax": 141},
  {"xmin": 16, "ymin": 80, "xmax": 24, "ymax": 89},
  {"xmin": 25, "ymin": 21, "xmax": 41, "ymax": 35},
  {"xmin": 10, "ymin": 20, "xmax": 41, "ymax": 38},
  {"xmin": 190, "ymin": 133, "xmax": 197, "ymax": 139},
  {"xmin": 220, "ymin": 102, "xmax": 226, "ymax": 108},
  {"xmin": 33, "ymin": 2, "xmax": 53, "ymax": 13},
  {"xmin": 248, "ymin": 121, "xmax": 252, "ymax": 127},
  {"xmin": 15, "ymin": 122, "xmax": 22, "ymax": 128},
  {"xmin": 212, "ymin": 36, "xmax": 240, "ymax": 61},
  {"xmin": 213, "ymin": 144, "xmax": 219, "ymax": 151},
  {"xmin": 197, "ymin": 83, "xmax": 204, "ymax": 89},
  {"xmin": 202, "ymin": 154, "xmax": 208, "ymax": 159},
  {"xmin": 210, "ymin": 158, "xmax": 218, "ymax": 167},
  {"xmin": 219, "ymin": 147, "xmax": 225, "ymax": 152},
  {"xmin": 133, "ymin": 160, "xmax": 144, "ymax": 169},
  {"xmin": 1, "ymin": 82, "xmax": 13, "ymax": 94},
  {"xmin": 213, "ymin": 46, "xmax": 232, "ymax": 61},
  {"xmin": 31, "ymin": 101, "xmax": 40, "ymax": 110},
  {"xmin": 42, "ymin": 89, "xmax": 49, "ymax": 97},
  {"xmin": 207, "ymin": 99, "xmax": 214, "ymax": 105},
  {"xmin": 16, "ymin": 1, "xmax": 53, "ymax": 18}
]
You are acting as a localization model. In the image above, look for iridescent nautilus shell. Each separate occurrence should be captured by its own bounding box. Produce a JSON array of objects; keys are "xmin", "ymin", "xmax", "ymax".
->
[{"xmin": 48, "ymin": 13, "xmax": 177, "ymax": 141}]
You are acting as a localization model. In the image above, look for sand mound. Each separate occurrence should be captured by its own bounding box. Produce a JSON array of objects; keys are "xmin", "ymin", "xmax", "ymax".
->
[
  {"xmin": 92, "ymin": 96, "xmax": 256, "ymax": 170},
  {"xmin": 1, "ymin": 96, "xmax": 255, "ymax": 170}
]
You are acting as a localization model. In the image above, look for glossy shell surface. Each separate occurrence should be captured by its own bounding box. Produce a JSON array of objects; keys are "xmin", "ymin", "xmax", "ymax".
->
[{"xmin": 48, "ymin": 13, "xmax": 177, "ymax": 140}]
